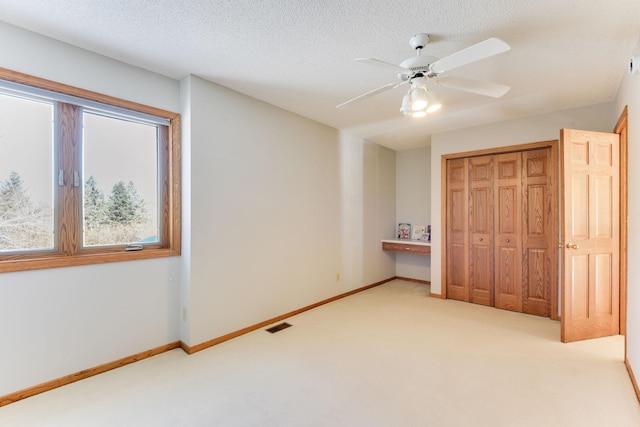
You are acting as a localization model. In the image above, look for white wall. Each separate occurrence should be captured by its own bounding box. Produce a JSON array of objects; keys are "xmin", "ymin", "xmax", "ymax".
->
[
  {"xmin": 0, "ymin": 22, "xmax": 178, "ymax": 113},
  {"xmin": 430, "ymin": 102, "xmax": 618, "ymax": 296},
  {"xmin": 0, "ymin": 260, "xmax": 180, "ymax": 395},
  {"xmin": 395, "ymin": 148, "xmax": 431, "ymax": 281},
  {"xmin": 179, "ymin": 77, "xmax": 193, "ymax": 344},
  {"xmin": 361, "ymin": 140, "xmax": 397, "ymax": 285},
  {"xmin": 0, "ymin": 22, "xmax": 182, "ymax": 396},
  {"xmin": 615, "ymin": 37, "xmax": 640, "ymax": 388},
  {"xmin": 181, "ymin": 76, "xmax": 396, "ymax": 346}
]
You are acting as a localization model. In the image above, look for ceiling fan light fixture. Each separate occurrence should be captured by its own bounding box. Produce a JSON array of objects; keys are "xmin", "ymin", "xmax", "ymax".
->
[
  {"xmin": 400, "ymin": 93, "xmax": 413, "ymax": 116},
  {"xmin": 410, "ymin": 85, "xmax": 428, "ymax": 111},
  {"xmin": 403, "ymin": 86, "xmax": 440, "ymax": 117}
]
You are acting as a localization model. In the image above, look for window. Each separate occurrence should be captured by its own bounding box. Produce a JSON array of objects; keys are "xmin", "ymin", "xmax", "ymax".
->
[
  {"xmin": 0, "ymin": 69, "xmax": 180, "ymax": 272},
  {"xmin": 0, "ymin": 93, "xmax": 55, "ymax": 253},
  {"xmin": 82, "ymin": 111, "xmax": 160, "ymax": 247}
]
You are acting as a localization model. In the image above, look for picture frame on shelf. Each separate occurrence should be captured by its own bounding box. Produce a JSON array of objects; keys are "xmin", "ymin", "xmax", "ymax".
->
[
  {"xmin": 411, "ymin": 225, "xmax": 427, "ymax": 241},
  {"xmin": 397, "ymin": 223, "xmax": 411, "ymax": 240}
]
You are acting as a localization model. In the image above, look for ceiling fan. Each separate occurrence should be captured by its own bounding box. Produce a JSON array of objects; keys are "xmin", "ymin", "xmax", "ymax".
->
[{"xmin": 336, "ymin": 34, "xmax": 511, "ymax": 117}]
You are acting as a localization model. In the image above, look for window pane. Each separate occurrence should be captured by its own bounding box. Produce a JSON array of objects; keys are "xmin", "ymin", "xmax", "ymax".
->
[
  {"xmin": 82, "ymin": 112, "xmax": 159, "ymax": 247},
  {"xmin": 0, "ymin": 93, "xmax": 55, "ymax": 253}
]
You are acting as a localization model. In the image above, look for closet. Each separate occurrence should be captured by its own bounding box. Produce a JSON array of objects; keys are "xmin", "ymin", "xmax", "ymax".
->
[{"xmin": 445, "ymin": 144, "xmax": 557, "ymax": 317}]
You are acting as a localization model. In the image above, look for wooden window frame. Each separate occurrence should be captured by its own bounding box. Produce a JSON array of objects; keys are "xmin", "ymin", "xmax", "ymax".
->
[{"xmin": 0, "ymin": 68, "xmax": 181, "ymax": 273}]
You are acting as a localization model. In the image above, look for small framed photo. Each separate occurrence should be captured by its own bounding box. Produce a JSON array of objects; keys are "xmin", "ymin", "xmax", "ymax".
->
[
  {"xmin": 397, "ymin": 223, "xmax": 411, "ymax": 239},
  {"xmin": 411, "ymin": 225, "xmax": 427, "ymax": 240}
]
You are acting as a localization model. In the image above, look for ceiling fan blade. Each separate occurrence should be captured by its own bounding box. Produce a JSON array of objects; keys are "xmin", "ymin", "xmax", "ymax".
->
[
  {"xmin": 354, "ymin": 58, "xmax": 409, "ymax": 74},
  {"xmin": 336, "ymin": 81, "xmax": 405, "ymax": 109},
  {"xmin": 437, "ymin": 76, "xmax": 510, "ymax": 98},
  {"xmin": 430, "ymin": 38, "xmax": 510, "ymax": 74}
]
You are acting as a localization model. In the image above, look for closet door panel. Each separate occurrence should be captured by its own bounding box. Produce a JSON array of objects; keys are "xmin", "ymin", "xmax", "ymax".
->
[
  {"xmin": 525, "ymin": 247, "xmax": 548, "ymax": 305},
  {"xmin": 469, "ymin": 156, "xmax": 494, "ymax": 306},
  {"xmin": 522, "ymin": 148, "xmax": 552, "ymax": 316},
  {"xmin": 494, "ymin": 152, "xmax": 523, "ymax": 312},
  {"xmin": 447, "ymin": 159, "xmax": 469, "ymax": 301},
  {"xmin": 469, "ymin": 243, "xmax": 493, "ymax": 306}
]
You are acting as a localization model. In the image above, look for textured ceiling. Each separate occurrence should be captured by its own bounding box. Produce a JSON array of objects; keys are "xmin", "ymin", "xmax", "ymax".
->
[{"xmin": 1, "ymin": 0, "xmax": 639, "ymax": 150}]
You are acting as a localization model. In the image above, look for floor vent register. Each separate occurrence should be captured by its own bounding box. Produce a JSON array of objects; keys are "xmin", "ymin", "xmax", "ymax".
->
[{"xmin": 265, "ymin": 322, "xmax": 292, "ymax": 333}]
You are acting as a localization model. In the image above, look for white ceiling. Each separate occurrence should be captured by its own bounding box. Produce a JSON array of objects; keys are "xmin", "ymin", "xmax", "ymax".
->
[{"xmin": 1, "ymin": 0, "xmax": 639, "ymax": 151}]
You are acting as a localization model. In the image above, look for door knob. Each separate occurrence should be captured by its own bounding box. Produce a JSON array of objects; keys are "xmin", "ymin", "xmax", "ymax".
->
[{"xmin": 566, "ymin": 243, "xmax": 579, "ymax": 250}]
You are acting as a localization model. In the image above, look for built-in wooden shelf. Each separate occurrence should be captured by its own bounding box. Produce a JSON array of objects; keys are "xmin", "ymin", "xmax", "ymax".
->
[{"xmin": 381, "ymin": 239, "xmax": 431, "ymax": 255}]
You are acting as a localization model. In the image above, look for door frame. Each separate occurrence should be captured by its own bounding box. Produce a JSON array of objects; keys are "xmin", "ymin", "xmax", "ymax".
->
[
  {"xmin": 614, "ymin": 107, "xmax": 628, "ymax": 337},
  {"xmin": 440, "ymin": 139, "xmax": 560, "ymax": 319}
]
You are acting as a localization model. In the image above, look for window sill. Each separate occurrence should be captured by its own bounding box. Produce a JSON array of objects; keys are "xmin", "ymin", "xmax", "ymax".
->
[{"xmin": 0, "ymin": 248, "xmax": 179, "ymax": 273}]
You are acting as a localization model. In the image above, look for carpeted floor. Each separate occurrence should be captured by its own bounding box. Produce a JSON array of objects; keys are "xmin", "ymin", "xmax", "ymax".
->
[{"xmin": 1, "ymin": 279, "xmax": 639, "ymax": 426}]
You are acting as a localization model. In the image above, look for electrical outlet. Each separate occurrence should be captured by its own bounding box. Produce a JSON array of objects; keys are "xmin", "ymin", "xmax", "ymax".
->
[
  {"xmin": 336, "ymin": 273, "xmax": 340, "ymax": 282},
  {"xmin": 182, "ymin": 308, "xmax": 187, "ymax": 321}
]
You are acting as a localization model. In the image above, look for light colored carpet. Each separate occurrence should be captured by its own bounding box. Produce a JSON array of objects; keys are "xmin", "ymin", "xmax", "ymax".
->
[{"xmin": 1, "ymin": 280, "xmax": 639, "ymax": 426}]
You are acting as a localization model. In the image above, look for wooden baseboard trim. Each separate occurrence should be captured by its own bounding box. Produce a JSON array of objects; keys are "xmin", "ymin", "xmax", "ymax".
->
[
  {"xmin": 0, "ymin": 341, "xmax": 181, "ymax": 407},
  {"xmin": 395, "ymin": 276, "xmax": 431, "ymax": 285},
  {"xmin": 183, "ymin": 277, "xmax": 396, "ymax": 354},
  {"xmin": 430, "ymin": 293, "xmax": 444, "ymax": 299},
  {"xmin": 625, "ymin": 358, "xmax": 640, "ymax": 403}
]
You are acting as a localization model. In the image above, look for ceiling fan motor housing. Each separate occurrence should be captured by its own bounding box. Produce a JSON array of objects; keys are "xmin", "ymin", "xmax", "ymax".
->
[
  {"xmin": 402, "ymin": 34, "xmax": 437, "ymax": 81},
  {"xmin": 398, "ymin": 55, "xmax": 439, "ymax": 81},
  {"xmin": 409, "ymin": 33, "xmax": 430, "ymax": 50}
]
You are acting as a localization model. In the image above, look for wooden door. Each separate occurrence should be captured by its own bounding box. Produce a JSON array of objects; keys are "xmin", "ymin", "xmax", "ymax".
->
[
  {"xmin": 494, "ymin": 152, "xmax": 523, "ymax": 312},
  {"xmin": 446, "ymin": 158, "xmax": 470, "ymax": 302},
  {"xmin": 468, "ymin": 156, "xmax": 494, "ymax": 306},
  {"xmin": 561, "ymin": 129, "xmax": 620, "ymax": 342},
  {"xmin": 522, "ymin": 148, "xmax": 554, "ymax": 317}
]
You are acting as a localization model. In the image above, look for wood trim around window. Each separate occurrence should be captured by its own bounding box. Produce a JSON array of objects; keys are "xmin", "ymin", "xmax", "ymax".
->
[{"xmin": 0, "ymin": 67, "xmax": 181, "ymax": 273}]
